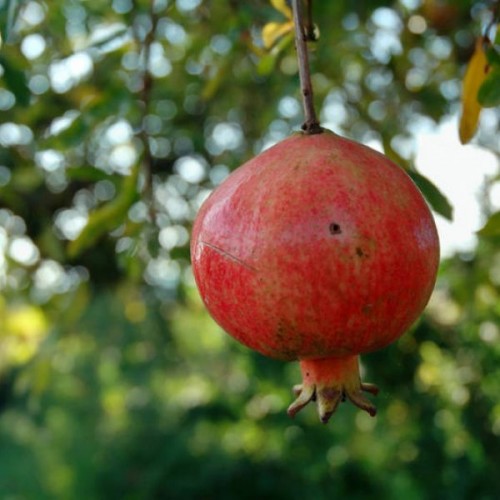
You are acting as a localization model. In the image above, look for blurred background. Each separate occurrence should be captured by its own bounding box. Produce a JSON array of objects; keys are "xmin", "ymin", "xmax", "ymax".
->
[{"xmin": 1, "ymin": 0, "xmax": 500, "ymax": 498}]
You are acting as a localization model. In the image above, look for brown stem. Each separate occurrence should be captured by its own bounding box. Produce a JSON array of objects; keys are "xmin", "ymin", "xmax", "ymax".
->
[
  {"xmin": 132, "ymin": 0, "xmax": 158, "ymax": 223},
  {"xmin": 305, "ymin": 0, "xmax": 317, "ymax": 41},
  {"xmin": 292, "ymin": 0, "xmax": 322, "ymax": 134}
]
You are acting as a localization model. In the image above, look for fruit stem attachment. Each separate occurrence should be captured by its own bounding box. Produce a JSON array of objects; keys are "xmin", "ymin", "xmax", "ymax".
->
[
  {"xmin": 292, "ymin": 0, "xmax": 322, "ymax": 134},
  {"xmin": 287, "ymin": 355, "xmax": 379, "ymax": 424}
]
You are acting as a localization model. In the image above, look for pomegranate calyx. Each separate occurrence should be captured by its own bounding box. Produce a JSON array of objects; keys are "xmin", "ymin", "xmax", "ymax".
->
[{"xmin": 286, "ymin": 356, "xmax": 379, "ymax": 424}]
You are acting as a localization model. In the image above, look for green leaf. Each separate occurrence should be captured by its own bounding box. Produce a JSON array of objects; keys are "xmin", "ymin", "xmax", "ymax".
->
[
  {"xmin": 11, "ymin": 165, "xmax": 44, "ymax": 192},
  {"xmin": 201, "ymin": 61, "xmax": 230, "ymax": 101},
  {"xmin": 84, "ymin": 24, "xmax": 128, "ymax": 51},
  {"xmin": 0, "ymin": 0, "xmax": 21, "ymax": 43},
  {"xmin": 477, "ymin": 211, "xmax": 500, "ymax": 237},
  {"xmin": 0, "ymin": 53, "xmax": 30, "ymax": 106},
  {"xmin": 67, "ymin": 164, "xmax": 141, "ymax": 258},
  {"xmin": 41, "ymin": 114, "xmax": 90, "ymax": 149},
  {"xmin": 408, "ymin": 171, "xmax": 453, "ymax": 221},
  {"xmin": 485, "ymin": 45, "xmax": 500, "ymax": 66},
  {"xmin": 66, "ymin": 167, "xmax": 118, "ymax": 183},
  {"xmin": 83, "ymin": 88, "xmax": 131, "ymax": 121},
  {"xmin": 477, "ymin": 67, "xmax": 500, "ymax": 108},
  {"xmin": 257, "ymin": 52, "xmax": 279, "ymax": 76},
  {"xmin": 256, "ymin": 32, "xmax": 293, "ymax": 75}
]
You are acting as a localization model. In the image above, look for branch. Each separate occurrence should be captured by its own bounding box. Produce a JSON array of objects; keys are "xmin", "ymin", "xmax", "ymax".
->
[
  {"xmin": 132, "ymin": 0, "xmax": 159, "ymax": 223},
  {"xmin": 305, "ymin": 0, "xmax": 317, "ymax": 41},
  {"xmin": 292, "ymin": 0, "xmax": 322, "ymax": 134}
]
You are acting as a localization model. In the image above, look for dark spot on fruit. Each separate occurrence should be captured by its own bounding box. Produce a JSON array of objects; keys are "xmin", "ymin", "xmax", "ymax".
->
[
  {"xmin": 329, "ymin": 223, "xmax": 342, "ymax": 235},
  {"xmin": 356, "ymin": 247, "xmax": 365, "ymax": 257},
  {"xmin": 362, "ymin": 304, "xmax": 374, "ymax": 315},
  {"xmin": 276, "ymin": 323, "xmax": 286, "ymax": 340}
]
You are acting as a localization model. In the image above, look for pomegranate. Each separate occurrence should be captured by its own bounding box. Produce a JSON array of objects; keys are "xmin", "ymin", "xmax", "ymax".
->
[{"xmin": 191, "ymin": 130, "xmax": 439, "ymax": 423}]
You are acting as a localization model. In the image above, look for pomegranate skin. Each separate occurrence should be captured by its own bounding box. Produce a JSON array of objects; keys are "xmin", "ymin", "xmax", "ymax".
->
[{"xmin": 191, "ymin": 131, "xmax": 439, "ymax": 363}]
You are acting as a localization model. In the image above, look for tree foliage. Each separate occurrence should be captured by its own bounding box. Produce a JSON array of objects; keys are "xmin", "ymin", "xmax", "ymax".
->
[{"xmin": 0, "ymin": 0, "xmax": 500, "ymax": 498}]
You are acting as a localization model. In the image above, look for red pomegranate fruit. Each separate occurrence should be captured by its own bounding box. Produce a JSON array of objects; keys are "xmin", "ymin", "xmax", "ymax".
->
[{"xmin": 191, "ymin": 130, "xmax": 439, "ymax": 423}]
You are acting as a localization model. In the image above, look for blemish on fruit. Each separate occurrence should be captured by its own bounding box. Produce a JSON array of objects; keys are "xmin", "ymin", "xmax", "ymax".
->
[
  {"xmin": 356, "ymin": 247, "xmax": 365, "ymax": 257},
  {"xmin": 329, "ymin": 223, "xmax": 342, "ymax": 235},
  {"xmin": 362, "ymin": 304, "xmax": 374, "ymax": 315},
  {"xmin": 200, "ymin": 241, "xmax": 257, "ymax": 272}
]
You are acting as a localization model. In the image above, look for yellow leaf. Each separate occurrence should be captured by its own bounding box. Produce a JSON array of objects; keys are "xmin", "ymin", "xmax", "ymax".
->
[
  {"xmin": 459, "ymin": 37, "xmax": 490, "ymax": 144},
  {"xmin": 271, "ymin": 0, "xmax": 292, "ymax": 19},
  {"xmin": 4, "ymin": 306, "xmax": 48, "ymax": 338},
  {"xmin": 1, "ymin": 305, "xmax": 48, "ymax": 368},
  {"xmin": 262, "ymin": 21, "xmax": 294, "ymax": 49}
]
